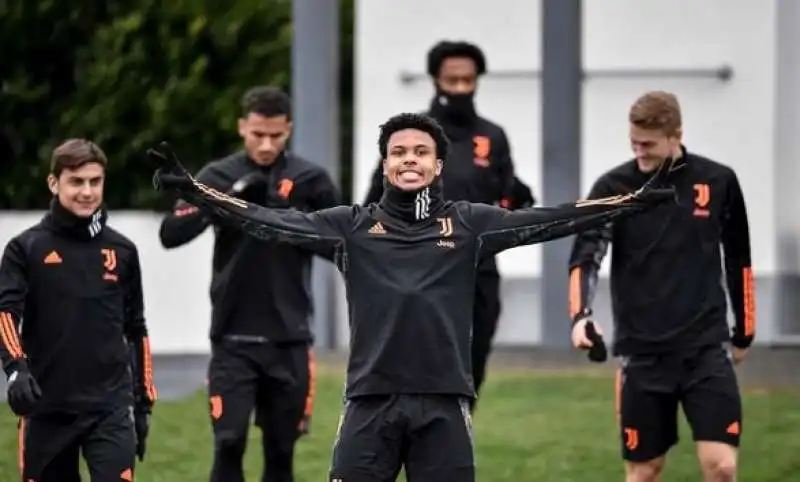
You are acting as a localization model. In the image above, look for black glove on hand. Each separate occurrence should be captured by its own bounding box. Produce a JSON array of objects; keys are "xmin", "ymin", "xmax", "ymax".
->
[
  {"xmin": 147, "ymin": 142, "xmax": 192, "ymax": 192},
  {"xmin": 298, "ymin": 414, "xmax": 311, "ymax": 437},
  {"xmin": 228, "ymin": 171, "xmax": 270, "ymax": 204},
  {"xmin": 133, "ymin": 404, "xmax": 151, "ymax": 461},
  {"xmin": 7, "ymin": 364, "xmax": 42, "ymax": 416},
  {"xmin": 584, "ymin": 321, "xmax": 608, "ymax": 363}
]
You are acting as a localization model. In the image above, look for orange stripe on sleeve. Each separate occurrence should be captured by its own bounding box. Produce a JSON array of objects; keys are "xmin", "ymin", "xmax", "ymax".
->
[
  {"xmin": 0, "ymin": 312, "xmax": 23, "ymax": 359},
  {"xmin": 743, "ymin": 267, "xmax": 755, "ymax": 336},
  {"xmin": 305, "ymin": 347, "xmax": 317, "ymax": 417},
  {"xmin": 142, "ymin": 337, "xmax": 157, "ymax": 403},
  {"xmin": 568, "ymin": 267, "xmax": 582, "ymax": 320}
]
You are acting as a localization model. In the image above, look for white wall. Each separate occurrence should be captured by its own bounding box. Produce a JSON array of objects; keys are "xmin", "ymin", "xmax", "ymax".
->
[{"xmin": 0, "ymin": 211, "xmax": 215, "ymax": 354}]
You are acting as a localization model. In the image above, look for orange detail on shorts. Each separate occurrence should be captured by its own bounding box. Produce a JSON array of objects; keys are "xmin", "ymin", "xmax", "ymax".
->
[
  {"xmin": 743, "ymin": 267, "xmax": 755, "ymax": 336},
  {"xmin": 727, "ymin": 421, "xmax": 740, "ymax": 435},
  {"xmin": 210, "ymin": 395, "xmax": 223, "ymax": 420},
  {"xmin": 18, "ymin": 418, "xmax": 25, "ymax": 475},
  {"xmin": 0, "ymin": 312, "xmax": 24, "ymax": 359},
  {"xmin": 624, "ymin": 427, "xmax": 639, "ymax": 450},
  {"xmin": 305, "ymin": 348, "xmax": 317, "ymax": 417},
  {"xmin": 568, "ymin": 267, "xmax": 582, "ymax": 320},
  {"xmin": 121, "ymin": 467, "xmax": 133, "ymax": 480}
]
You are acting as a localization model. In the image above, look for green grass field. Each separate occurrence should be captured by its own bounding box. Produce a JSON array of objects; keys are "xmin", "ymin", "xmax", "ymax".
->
[{"xmin": 1, "ymin": 368, "xmax": 798, "ymax": 481}]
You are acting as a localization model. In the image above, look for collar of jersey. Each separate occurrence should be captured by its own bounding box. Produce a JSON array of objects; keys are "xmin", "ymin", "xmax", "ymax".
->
[
  {"xmin": 379, "ymin": 177, "xmax": 444, "ymax": 223},
  {"xmin": 44, "ymin": 198, "xmax": 108, "ymax": 241}
]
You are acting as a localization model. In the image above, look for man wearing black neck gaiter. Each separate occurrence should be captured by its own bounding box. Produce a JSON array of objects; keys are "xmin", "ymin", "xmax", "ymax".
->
[
  {"xmin": 364, "ymin": 41, "xmax": 535, "ymax": 408},
  {"xmin": 0, "ymin": 139, "xmax": 156, "ymax": 481},
  {"xmin": 151, "ymin": 112, "xmax": 674, "ymax": 482}
]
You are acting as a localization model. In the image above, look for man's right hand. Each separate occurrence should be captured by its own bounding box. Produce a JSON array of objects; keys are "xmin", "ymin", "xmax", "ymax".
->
[
  {"xmin": 7, "ymin": 367, "xmax": 42, "ymax": 416},
  {"xmin": 571, "ymin": 318, "xmax": 608, "ymax": 363}
]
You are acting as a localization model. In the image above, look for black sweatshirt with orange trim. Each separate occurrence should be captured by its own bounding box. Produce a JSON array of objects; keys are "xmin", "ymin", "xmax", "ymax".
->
[
  {"xmin": 158, "ymin": 168, "xmax": 670, "ymax": 397},
  {"xmin": 0, "ymin": 202, "xmax": 156, "ymax": 414},
  {"xmin": 158, "ymin": 151, "xmax": 341, "ymax": 343},
  {"xmin": 568, "ymin": 148, "xmax": 755, "ymax": 356}
]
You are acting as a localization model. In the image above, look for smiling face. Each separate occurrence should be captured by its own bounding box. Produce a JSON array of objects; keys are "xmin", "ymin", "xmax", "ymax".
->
[
  {"xmin": 382, "ymin": 128, "xmax": 443, "ymax": 191},
  {"xmin": 48, "ymin": 162, "xmax": 105, "ymax": 217}
]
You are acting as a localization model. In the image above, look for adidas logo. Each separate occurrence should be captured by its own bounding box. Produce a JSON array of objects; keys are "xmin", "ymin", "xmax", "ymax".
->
[
  {"xmin": 44, "ymin": 250, "xmax": 62, "ymax": 264},
  {"xmin": 368, "ymin": 222, "xmax": 386, "ymax": 235}
]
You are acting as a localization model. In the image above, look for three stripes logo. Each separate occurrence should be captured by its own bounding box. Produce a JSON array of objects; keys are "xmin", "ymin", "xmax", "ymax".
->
[
  {"xmin": 414, "ymin": 188, "xmax": 431, "ymax": 220},
  {"xmin": 367, "ymin": 222, "xmax": 386, "ymax": 235}
]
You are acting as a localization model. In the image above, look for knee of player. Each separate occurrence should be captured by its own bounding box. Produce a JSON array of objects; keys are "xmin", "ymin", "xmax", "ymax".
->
[
  {"xmin": 704, "ymin": 456, "xmax": 737, "ymax": 481},
  {"xmin": 214, "ymin": 430, "xmax": 247, "ymax": 454},
  {"xmin": 625, "ymin": 458, "xmax": 665, "ymax": 482}
]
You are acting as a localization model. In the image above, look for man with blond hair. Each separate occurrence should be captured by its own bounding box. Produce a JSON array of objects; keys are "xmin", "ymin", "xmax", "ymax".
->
[{"xmin": 567, "ymin": 91, "xmax": 754, "ymax": 482}]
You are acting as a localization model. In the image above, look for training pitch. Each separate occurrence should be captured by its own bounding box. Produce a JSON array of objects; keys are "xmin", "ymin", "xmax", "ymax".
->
[{"xmin": 1, "ymin": 362, "xmax": 798, "ymax": 481}]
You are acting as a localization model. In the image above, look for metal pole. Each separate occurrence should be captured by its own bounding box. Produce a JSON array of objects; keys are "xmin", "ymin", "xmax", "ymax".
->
[
  {"xmin": 291, "ymin": 0, "xmax": 340, "ymax": 349},
  {"xmin": 540, "ymin": 0, "xmax": 582, "ymax": 347}
]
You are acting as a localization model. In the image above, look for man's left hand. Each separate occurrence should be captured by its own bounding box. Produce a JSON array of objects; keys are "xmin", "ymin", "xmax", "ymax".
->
[
  {"xmin": 134, "ymin": 406, "xmax": 151, "ymax": 461},
  {"xmin": 731, "ymin": 347, "xmax": 748, "ymax": 365}
]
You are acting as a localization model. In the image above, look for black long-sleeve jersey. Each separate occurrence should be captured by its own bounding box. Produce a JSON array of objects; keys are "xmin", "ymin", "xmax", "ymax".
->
[
  {"xmin": 159, "ymin": 151, "xmax": 341, "ymax": 342},
  {"xmin": 0, "ymin": 202, "xmax": 156, "ymax": 414},
  {"xmin": 568, "ymin": 149, "xmax": 755, "ymax": 356},
  {"xmin": 159, "ymin": 167, "xmax": 670, "ymax": 398}
]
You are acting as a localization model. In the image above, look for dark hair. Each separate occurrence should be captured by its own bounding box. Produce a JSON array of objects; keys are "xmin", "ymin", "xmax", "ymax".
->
[
  {"xmin": 241, "ymin": 86, "xmax": 292, "ymax": 119},
  {"xmin": 426, "ymin": 40, "xmax": 487, "ymax": 77},
  {"xmin": 50, "ymin": 139, "xmax": 108, "ymax": 176},
  {"xmin": 378, "ymin": 113, "xmax": 449, "ymax": 159}
]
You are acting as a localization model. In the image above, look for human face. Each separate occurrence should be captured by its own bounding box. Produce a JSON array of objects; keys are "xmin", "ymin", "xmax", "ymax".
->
[
  {"xmin": 629, "ymin": 124, "xmax": 682, "ymax": 173},
  {"xmin": 436, "ymin": 57, "xmax": 478, "ymax": 95},
  {"xmin": 238, "ymin": 113, "xmax": 292, "ymax": 165},
  {"xmin": 383, "ymin": 129, "xmax": 443, "ymax": 191},
  {"xmin": 47, "ymin": 162, "xmax": 105, "ymax": 217}
]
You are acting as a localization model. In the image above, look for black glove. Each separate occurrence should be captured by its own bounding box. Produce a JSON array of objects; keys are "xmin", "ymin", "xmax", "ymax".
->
[
  {"xmin": 228, "ymin": 171, "xmax": 270, "ymax": 204},
  {"xmin": 6, "ymin": 363, "xmax": 42, "ymax": 416},
  {"xmin": 584, "ymin": 321, "xmax": 608, "ymax": 363},
  {"xmin": 148, "ymin": 142, "xmax": 192, "ymax": 192},
  {"xmin": 133, "ymin": 404, "xmax": 151, "ymax": 461}
]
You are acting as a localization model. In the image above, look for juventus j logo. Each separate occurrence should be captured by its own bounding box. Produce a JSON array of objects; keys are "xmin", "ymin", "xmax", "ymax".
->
[{"xmin": 437, "ymin": 217, "xmax": 453, "ymax": 237}]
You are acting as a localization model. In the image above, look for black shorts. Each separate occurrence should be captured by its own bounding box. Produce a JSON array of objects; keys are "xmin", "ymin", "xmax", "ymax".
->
[
  {"xmin": 616, "ymin": 344, "xmax": 742, "ymax": 462},
  {"xmin": 19, "ymin": 406, "xmax": 136, "ymax": 482},
  {"xmin": 207, "ymin": 339, "xmax": 313, "ymax": 444},
  {"xmin": 329, "ymin": 394, "xmax": 475, "ymax": 482}
]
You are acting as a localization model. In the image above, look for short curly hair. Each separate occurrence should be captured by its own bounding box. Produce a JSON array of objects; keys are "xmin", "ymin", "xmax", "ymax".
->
[
  {"xmin": 241, "ymin": 86, "xmax": 292, "ymax": 119},
  {"xmin": 378, "ymin": 113, "xmax": 449, "ymax": 160},
  {"xmin": 427, "ymin": 40, "xmax": 487, "ymax": 78}
]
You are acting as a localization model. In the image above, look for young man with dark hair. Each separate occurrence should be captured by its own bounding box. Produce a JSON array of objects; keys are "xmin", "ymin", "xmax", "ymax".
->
[
  {"xmin": 151, "ymin": 112, "xmax": 674, "ymax": 482},
  {"xmin": 158, "ymin": 85, "xmax": 340, "ymax": 482},
  {"xmin": 364, "ymin": 40, "xmax": 536, "ymax": 408},
  {"xmin": 568, "ymin": 91, "xmax": 754, "ymax": 482},
  {"xmin": 0, "ymin": 139, "xmax": 156, "ymax": 481}
]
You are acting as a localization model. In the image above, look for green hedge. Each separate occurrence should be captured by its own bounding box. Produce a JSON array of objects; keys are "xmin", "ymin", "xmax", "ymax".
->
[{"xmin": 0, "ymin": 0, "xmax": 354, "ymax": 210}]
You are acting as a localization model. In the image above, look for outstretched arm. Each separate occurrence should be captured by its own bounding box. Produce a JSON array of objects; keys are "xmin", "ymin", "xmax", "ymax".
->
[
  {"xmin": 150, "ymin": 144, "xmax": 352, "ymax": 254},
  {"xmin": 720, "ymin": 171, "xmax": 755, "ymax": 349},
  {"xmin": 471, "ymin": 176, "xmax": 672, "ymax": 258}
]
